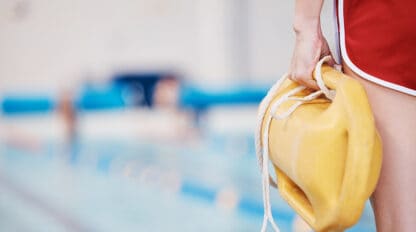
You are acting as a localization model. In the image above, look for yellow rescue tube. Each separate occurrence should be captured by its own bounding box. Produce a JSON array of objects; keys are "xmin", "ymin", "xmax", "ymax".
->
[{"xmin": 256, "ymin": 59, "xmax": 382, "ymax": 232}]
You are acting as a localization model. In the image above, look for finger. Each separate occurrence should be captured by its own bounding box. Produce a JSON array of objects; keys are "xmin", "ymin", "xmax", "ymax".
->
[
  {"xmin": 299, "ymin": 78, "xmax": 319, "ymax": 90},
  {"xmin": 317, "ymin": 53, "xmax": 336, "ymax": 69},
  {"xmin": 290, "ymin": 73, "xmax": 319, "ymax": 90},
  {"xmin": 325, "ymin": 56, "xmax": 336, "ymax": 67}
]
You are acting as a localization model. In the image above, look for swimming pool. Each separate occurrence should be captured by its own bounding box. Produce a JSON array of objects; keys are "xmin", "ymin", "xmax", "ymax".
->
[{"xmin": 0, "ymin": 134, "xmax": 376, "ymax": 232}]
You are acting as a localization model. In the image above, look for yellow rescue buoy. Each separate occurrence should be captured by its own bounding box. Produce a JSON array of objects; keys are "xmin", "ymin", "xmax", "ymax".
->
[{"xmin": 256, "ymin": 57, "xmax": 382, "ymax": 232}]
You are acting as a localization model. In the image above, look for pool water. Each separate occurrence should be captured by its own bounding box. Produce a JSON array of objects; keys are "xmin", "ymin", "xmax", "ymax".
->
[{"xmin": 0, "ymin": 137, "xmax": 376, "ymax": 232}]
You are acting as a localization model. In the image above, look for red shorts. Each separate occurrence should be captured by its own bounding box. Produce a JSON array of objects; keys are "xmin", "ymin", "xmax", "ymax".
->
[{"xmin": 336, "ymin": 0, "xmax": 416, "ymax": 96}]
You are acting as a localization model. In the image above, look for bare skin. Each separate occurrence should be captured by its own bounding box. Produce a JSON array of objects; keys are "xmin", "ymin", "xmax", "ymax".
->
[
  {"xmin": 343, "ymin": 64, "xmax": 416, "ymax": 232},
  {"xmin": 290, "ymin": 0, "xmax": 334, "ymax": 90},
  {"xmin": 290, "ymin": 0, "xmax": 416, "ymax": 231}
]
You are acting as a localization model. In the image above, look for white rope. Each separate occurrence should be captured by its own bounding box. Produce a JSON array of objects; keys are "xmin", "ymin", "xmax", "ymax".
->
[
  {"xmin": 255, "ymin": 56, "xmax": 335, "ymax": 232},
  {"xmin": 314, "ymin": 56, "xmax": 336, "ymax": 100}
]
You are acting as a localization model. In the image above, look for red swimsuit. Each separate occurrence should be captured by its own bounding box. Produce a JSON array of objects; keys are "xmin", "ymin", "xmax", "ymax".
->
[{"xmin": 336, "ymin": 0, "xmax": 416, "ymax": 96}]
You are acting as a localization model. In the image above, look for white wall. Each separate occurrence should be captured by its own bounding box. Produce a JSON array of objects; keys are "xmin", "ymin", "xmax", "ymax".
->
[
  {"xmin": 0, "ymin": 0, "xmax": 336, "ymax": 91},
  {"xmin": 247, "ymin": 0, "xmax": 336, "ymax": 83}
]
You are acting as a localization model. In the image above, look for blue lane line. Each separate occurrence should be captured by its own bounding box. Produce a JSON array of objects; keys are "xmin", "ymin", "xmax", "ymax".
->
[
  {"xmin": 180, "ymin": 181, "xmax": 217, "ymax": 203},
  {"xmin": 238, "ymin": 196, "xmax": 294, "ymax": 221},
  {"xmin": 1, "ymin": 83, "xmax": 269, "ymax": 115},
  {"xmin": 1, "ymin": 96, "xmax": 55, "ymax": 115},
  {"xmin": 180, "ymin": 180, "xmax": 294, "ymax": 220},
  {"xmin": 97, "ymin": 155, "xmax": 114, "ymax": 174}
]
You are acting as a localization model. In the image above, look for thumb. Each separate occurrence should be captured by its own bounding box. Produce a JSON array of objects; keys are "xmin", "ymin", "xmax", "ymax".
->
[
  {"xmin": 324, "ymin": 55, "xmax": 336, "ymax": 67},
  {"xmin": 320, "ymin": 51, "xmax": 336, "ymax": 67}
]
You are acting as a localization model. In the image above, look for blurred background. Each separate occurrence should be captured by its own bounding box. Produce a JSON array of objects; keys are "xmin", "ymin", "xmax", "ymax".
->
[{"xmin": 0, "ymin": 0, "xmax": 375, "ymax": 231}]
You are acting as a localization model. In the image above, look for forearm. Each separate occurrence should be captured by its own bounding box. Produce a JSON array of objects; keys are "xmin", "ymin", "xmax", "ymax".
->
[{"xmin": 293, "ymin": 0, "xmax": 324, "ymax": 33}]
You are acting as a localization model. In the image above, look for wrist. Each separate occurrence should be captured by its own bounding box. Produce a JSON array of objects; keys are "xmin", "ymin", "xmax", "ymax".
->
[{"xmin": 293, "ymin": 17, "xmax": 321, "ymax": 35}]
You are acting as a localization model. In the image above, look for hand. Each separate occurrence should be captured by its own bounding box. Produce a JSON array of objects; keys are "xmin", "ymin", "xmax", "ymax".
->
[{"xmin": 289, "ymin": 25, "xmax": 335, "ymax": 90}]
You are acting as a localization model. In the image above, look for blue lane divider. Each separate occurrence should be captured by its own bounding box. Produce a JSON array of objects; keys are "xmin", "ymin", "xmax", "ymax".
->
[
  {"xmin": 180, "ymin": 85, "xmax": 269, "ymax": 109},
  {"xmin": 1, "ymin": 82, "xmax": 271, "ymax": 115},
  {"xmin": 76, "ymin": 84, "xmax": 127, "ymax": 111},
  {"xmin": 0, "ymin": 85, "xmax": 128, "ymax": 115},
  {"xmin": 1, "ymin": 96, "xmax": 55, "ymax": 115}
]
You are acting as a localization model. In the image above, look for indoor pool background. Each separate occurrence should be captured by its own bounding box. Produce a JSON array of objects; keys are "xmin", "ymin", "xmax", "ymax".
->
[
  {"xmin": 0, "ymin": 114, "xmax": 376, "ymax": 232},
  {"xmin": 1, "ymin": 1, "xmax": 377, "ymax": 230}
]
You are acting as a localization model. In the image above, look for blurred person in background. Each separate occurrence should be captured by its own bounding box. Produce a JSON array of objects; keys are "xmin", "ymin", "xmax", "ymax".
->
[
  {"xmin": 153, "ymin": 75, "xmax": 180, "ymax": 110},
  {"xmin": 58, "ymin": 90, "xmax": 77, "ymax": 145},
  {"xmin": 58, "ymin": 89, "xmax": 78, "ymax": 162},
  {"xmin": 113, "ymin": 72, "xmax": 196, "ymax": 141},
  {"xmin": 289, "ymin": 0, "xmax": 416, "ymax": 231},
  {"xmin": 152, "ymin": 75, "xmax": 198, "ymax": 142}
]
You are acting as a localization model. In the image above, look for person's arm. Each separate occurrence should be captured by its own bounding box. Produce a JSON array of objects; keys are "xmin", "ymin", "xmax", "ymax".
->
[
  {"xmin": 289, "ymin": 0, "xmax": 334, "ymax": 89},
  {"xmin": 294, "ymin": 0, "xmax": 323, "ymax": 30}
]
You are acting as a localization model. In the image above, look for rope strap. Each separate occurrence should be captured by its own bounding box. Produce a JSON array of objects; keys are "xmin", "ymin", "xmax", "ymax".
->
[{"xmin": 255, "ymin": 56, "xmax": 335, "ymax": 232}]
